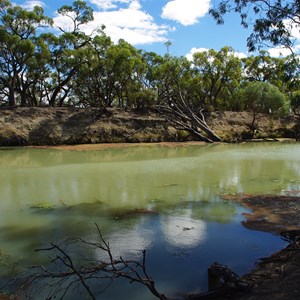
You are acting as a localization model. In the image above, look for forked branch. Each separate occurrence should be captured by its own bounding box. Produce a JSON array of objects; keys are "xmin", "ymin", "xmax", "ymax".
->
[{"xmin": 13, "ymin": 224, "xmax": 167, "ymax": 300}]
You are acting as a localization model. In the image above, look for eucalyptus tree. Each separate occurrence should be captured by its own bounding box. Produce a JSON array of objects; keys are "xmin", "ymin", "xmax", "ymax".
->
[
  {"xmin": 241, "ymin": 51, "xmax": 300, "ymax": 97},
  {"xmin": 210, "ymin": 0, "xmax": 300, "ymax": 52},
  {"xmin": 56, "ymin": 0, "xmax": 94, "ymax": 33},
  {"xmin": 242, "ymin": 51, "xmax": 280, "ymax": 83},
  {"xmin": 44, "ymin": 0, "xmax": 95, "ymax": 106},
  {"xmin": 105, "ymin": 39, "xmax": 147, "ymax": 108},
  {"xmin": 192, "ymin": 46, "xmax": 242, "ymax": 111},
  {"xmin": 142, "ymin": 51, "xmax": 166, "ymax": 106},
  {"xmin": 242, "ymin": 81, "xmax": 288, "ymax": 132},
  {"xmin": 121, "ymin": 48, "xmax": 157, "ymax": 110},
  {"xmin": 280, "ymin": 55, "xmax": 300, "ymax": 94},
  {"xmin": 22, "ymin": 36, "xmax": 52, "ymax": 106},
  {"xmin": 290, "ymin": 91, "xmax": 300, "ymax": 114},
  {"xmin": 147, "ymin": 54, "xmax": 194, "ymax": 105},
  {"xmin": 72, "ymin": 38, "xmax": 154, "ymax": 109},
  {"xmin": 0, "ymin": 1, "xmax": 53, "ymax": 106},
  {"xmin": 43, "ymin": 30, "xmax": 94, "ymax": 107},
  {"xmin": 74, "ymin": 38, "xmax": 143, "ymax": 108},
  {"xmin": 70, "ymin": 33, "xmax": 113, "ymax": 107},
  {"xmin": 146, "ymin": 54, "xmax": 221, "ymax": 142}
]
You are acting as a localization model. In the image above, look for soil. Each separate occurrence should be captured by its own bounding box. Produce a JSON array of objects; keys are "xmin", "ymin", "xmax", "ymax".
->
[
  {"xmin": 0, "ymin": 107, "xmax": 299, "ymax": 145},
  {"xmin": 220, "ymin": 194, "xmax": 300, "ymax": 300}
]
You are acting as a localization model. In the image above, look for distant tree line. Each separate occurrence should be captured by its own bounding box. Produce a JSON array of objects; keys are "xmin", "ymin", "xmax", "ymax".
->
[{"xmin": 0, "ymin": 0, "xmax": 300, "ymax": 116}]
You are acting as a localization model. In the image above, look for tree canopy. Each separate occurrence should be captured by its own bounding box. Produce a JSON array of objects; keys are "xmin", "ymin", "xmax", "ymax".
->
[
  {"xmin": 210, "ymin": 0, "xmax": 300, "ymax": 52},
  {"xmin": 0, "ymin": 0, "xmax": 299, "ymax": 141}
]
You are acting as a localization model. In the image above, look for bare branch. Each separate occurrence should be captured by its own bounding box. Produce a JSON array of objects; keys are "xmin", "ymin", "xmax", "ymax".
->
[{"xmin": 12, "ymin": 224, "xmax": 168, "ymax": 300}]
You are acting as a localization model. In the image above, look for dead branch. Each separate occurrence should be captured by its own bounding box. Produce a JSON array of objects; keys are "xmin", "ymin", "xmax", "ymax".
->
[
  {"xmin": 158, "ymin": 89, "xmax": 221, "ymax": 143},
  {"xmin": 12, "ymin": 224, "xmax": 167, "ymax": 300},
  {"xmin": 5, "ymin": 224, "xmax": 252, "ymax": 300}
]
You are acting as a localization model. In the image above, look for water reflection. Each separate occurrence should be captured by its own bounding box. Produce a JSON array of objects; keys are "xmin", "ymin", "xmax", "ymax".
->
[
  {"xmin": 2, "ymin": 145, "xmax": 300, "ymax": 213},
  {"xmin": 0, "ymin": 143, "xmax": 299, "ymax": 298},
  {"xmin": 161, "ymin": 209, "xmax": 207, "ymax": 248},
  {"xmin": 105, "ymin": 224, "xmax": 154, "ymax": 258}
]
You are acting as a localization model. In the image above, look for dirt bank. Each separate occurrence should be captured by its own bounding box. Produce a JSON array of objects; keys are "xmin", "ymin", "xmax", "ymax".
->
[
  {"xmin": 0, "ymin": 107, "xmax": 298, "ymax": 146},
  {"xmin": 221, "ymin": 194, "xmax": 300, "ymax": 300}
]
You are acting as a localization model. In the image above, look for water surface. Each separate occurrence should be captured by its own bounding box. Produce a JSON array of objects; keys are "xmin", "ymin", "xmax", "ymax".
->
[{"xmin": 0, "ymin": 142, "xmax": 299, "ymax": 299}]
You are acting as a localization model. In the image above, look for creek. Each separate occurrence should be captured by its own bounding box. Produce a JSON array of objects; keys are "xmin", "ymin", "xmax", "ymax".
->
[{"xmin": 0, "ymin": 142, "xmax": 299, "ymax": 299}]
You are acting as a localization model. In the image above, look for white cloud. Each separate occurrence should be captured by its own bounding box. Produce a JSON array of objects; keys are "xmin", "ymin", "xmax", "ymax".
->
[
  {"xmin": 54, "ymin": 0, "xmax": 171, "ymax": 45},
  {"xmin": 19, "ymin": 0, "xmax": 45, "ymax": 10},
  {"xmin": 186, "ymin": 47, "xmax": 247, "ymax": 60},
  {"xmin": 268, "ymin": 45, "xmax": 300, "ymax": 57},
  {"xmin": 283, "ymin": 18, "xmax": 300, "ymax": 40},
  {"xmin": 185, "ymin": 47, "xmax": 209, "ymax": 60},
  {"xmin": 232, "ymin": 50, "xmax": 247, "ymax": 59},
  {"xmin": 89, "ymin": 0, "xmax": 131, "ymax": 10},
  {"xmin": 268, "ymin": 47, "xmax": 292, "ymax": 57},
  {"xmin": 161, "ymin": 0, "xmax": 210, "ymax": 26}
]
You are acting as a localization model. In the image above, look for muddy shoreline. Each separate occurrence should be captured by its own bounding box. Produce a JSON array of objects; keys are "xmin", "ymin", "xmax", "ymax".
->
[{"xmin": 221, "ymin": 194, "xmax": 300, "ymax": 299}]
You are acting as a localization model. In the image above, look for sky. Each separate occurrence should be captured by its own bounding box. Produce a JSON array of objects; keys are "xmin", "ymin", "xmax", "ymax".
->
[{"xmin": 12, "ymin": 0, "xmax": 300, "ymax": 59}]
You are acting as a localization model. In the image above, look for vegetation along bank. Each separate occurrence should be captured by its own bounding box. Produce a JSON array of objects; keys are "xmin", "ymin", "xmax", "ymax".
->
[{"xmin": 0, "ymin": 0, "xmax": 300, "ymax": 145}]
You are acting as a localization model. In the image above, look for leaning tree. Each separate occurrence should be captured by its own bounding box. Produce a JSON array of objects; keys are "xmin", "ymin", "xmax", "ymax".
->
[{"xmin": 146, "ymin": 54, "xmax": 222, "ymax": 143}]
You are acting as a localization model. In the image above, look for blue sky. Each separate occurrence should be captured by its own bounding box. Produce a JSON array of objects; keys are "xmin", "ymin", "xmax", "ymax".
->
[{"xmin": 12, "ymin": 0, "xmax": 300, "ymax": 58}]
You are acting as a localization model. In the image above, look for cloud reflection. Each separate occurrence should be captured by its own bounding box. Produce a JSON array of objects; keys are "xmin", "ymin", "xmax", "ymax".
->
[
  {"xmin": 104, "ymin": 225, "xmax": 154, "ymax": 258},
  {"xmin": 161, "ymin": 210, "xmax": 206, "ymax": 248}
]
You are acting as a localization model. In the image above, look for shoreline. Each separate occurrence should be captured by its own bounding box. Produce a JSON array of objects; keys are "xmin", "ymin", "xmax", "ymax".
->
[
  {"xmin": 26, "ymin": 138, "xmax": 297, "ymax": 151},
  {"xmin": 223, "ymin": 194, "xmax": 300, "ymax": 299}
]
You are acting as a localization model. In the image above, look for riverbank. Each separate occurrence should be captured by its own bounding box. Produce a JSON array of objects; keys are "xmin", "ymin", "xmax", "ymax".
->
[
  {"xmin": 220, "ymin": 194, "xmax": 300, "ymax": 300},
  {"xmin": 0, "ymin": 107, "xmax": 298, "ymax": 146}
]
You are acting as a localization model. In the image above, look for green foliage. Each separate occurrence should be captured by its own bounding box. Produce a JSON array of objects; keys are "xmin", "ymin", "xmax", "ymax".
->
[
  {"xmin": 192, "ymin": 46, "xmax": 242, "ymax": 110},
  {"xmin": 57, "ymin": 0, "xmax": 94, "ymax": 33},
  {"xmin": 210, "ymin": 0, "xmax": 300, "ymax": 52},
  {"xmin": 290, "ymin": 91, "xmax": 300, "ymax": 114},
  {"xmin": 242, "ymin": 81, "xmax": 288, "ymax": 117},
  {"xmin": 0, "ymin": 0, "xmax": 297, "ymax": 116},
  {"xmin": 0, "ymin": 0, "xmax": 53, "ymax": 106}
]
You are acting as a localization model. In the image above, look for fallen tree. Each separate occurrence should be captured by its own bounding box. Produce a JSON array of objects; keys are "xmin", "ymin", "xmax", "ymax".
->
[{"xmin": 158, "ymin": 90, "xmax": 222, "ymax": 143}]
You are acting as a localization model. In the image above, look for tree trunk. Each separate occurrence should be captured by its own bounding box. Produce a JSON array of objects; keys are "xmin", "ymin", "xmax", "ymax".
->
[
  {"xmin": 159, "ymin": 91, "xmax": 222, "ymax": 143},
  {"xmin": 8, "ymin": 87, "xmax": 15, "ymax": 106}
]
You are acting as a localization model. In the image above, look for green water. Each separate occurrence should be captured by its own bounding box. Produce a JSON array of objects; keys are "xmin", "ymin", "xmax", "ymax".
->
[{"xmin": 0, "ymin": 142, "xmax": 299, "ymax": 299}]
